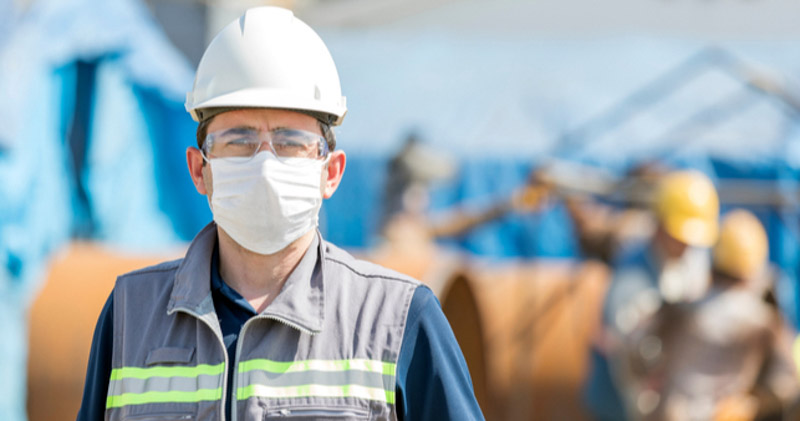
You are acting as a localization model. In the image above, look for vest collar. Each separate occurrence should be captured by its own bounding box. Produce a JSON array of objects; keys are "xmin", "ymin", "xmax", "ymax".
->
[
  {"xmin": 169, "ymin": 222, "xmax": 325, "ymax": 335},
  {"xmin": 260, "ymin": 231, "xmax": 324, "ymax": 334}
]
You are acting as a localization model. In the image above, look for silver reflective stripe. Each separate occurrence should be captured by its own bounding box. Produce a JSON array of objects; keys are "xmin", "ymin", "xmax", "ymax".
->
[
  {"xmin": 239, "ymin": 384, "xmax": 395, "ymax": 404},
  {"xmin": 240, "ymin": 368, "xmax": 393, "ymax": 390},
  {"xmin": 237, "ymin": 358, "xmax": 396, "ymax": 404}
]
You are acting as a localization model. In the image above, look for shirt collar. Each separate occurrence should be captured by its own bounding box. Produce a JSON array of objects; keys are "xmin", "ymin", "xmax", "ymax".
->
[
  {"xmin": 170, "ymin": 222, "xmax": 325, "ymax": 335},
  {"xmin": 210, "ymin": 241, "xmax": 257, "ymax": 315}
]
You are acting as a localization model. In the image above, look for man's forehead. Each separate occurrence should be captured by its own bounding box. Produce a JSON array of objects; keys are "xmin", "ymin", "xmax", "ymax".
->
[{"xmin": 207, "ymin": 108, "xmax": 319, "ymax": 132}]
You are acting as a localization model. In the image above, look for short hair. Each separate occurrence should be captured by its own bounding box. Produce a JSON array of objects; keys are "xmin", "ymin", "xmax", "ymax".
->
[{"xmin": 196, "ymin": 113, "xmax": 337, "ymax": 152}]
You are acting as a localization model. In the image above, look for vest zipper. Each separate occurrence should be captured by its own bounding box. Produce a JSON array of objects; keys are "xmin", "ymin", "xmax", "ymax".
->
[
  {"xmin": 232, "ymin": 314, "xmax": 317, "ymax": 421},
  {"xmin": 231, "ymin": 316, "xmax": 257, "ymax": 421},
  {"xmin": 173, "ymin": 307, "xmax": 230, "ymax": 421}
]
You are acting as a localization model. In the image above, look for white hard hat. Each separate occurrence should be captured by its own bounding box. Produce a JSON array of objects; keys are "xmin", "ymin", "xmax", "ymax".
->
[{"xmin": 185, "ymin": 7, "xmax": 347, "ymax": 125}]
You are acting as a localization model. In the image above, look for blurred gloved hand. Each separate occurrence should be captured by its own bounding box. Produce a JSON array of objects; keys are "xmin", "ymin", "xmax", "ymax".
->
[
  {"xmin": 511, "ymin": 184, "xmax": 550, "ymax": 213},
  {"xmin": 714, "ymin": 395, "xmax": 758, "ymax": 421}
]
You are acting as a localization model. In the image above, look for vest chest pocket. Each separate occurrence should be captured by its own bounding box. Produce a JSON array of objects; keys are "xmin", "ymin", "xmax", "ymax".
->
[
  {"xmin": 145, "ymin": 347, "xmax": 195, "ymax": 365},
  {"xmin": 264, "ymin": 406, "xmax": 371, "ymax": 420}
]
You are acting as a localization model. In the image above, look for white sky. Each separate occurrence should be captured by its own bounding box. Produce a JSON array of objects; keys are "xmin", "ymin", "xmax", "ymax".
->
[{"xmin": 300, "ymin": 0, "xmax": 800, "ymax": 41}]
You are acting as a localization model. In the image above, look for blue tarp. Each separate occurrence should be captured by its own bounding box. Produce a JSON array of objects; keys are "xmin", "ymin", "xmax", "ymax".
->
[
  {"xmin": 2, "ymin": 1, "xmax": 800, "ymax": 418},
  {"xmin": 0, "ymin": 0, "xmax": 201, "ymax": 418},
  {"xmin": 0, "ymin": 0, "xmax": 14, "ymax": 52}
]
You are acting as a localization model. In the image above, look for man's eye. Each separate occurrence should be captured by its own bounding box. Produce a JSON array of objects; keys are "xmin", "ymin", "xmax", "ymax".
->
[
  {"xmin": 273, "ymin": 141, "xmax": 305, "ymax": 154},
  {"xmin": 273, "ymin": 137, "xmax": 317, "ymax": 158},
  {"xmin": 225, "ymin": 137, "xmax": 252, "ymax": 146},
  {"xmin": 215, "ymin": 128, "xmax": 258, "ymax": 144},
  {"xmin": 274, "ymin": 138, "xmax": 305, "ymax": 148}
]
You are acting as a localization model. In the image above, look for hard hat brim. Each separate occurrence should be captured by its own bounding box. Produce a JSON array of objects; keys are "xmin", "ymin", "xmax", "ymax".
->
[
  {"xmin": 663, "ymin": 214, "xmax": 719, "ymax": 248},
  {"xmin": 187, "ymin": 88, "xmax": 346, "ymax": 125}
]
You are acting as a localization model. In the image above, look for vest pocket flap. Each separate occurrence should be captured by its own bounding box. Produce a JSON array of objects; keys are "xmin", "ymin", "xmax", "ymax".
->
[{"xmin": 145, "ymin": 347, "xmax": 195, "ymax": 365}]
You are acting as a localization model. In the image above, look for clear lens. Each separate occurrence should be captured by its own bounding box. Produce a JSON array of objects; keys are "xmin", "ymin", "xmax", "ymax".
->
[
  {"xmin": 269, "ymin": 129, "xmax": 328, "ymax": 160},
  {"xmin": 206, "ymin": 128, "xmax": 260, "ymax": 158},
  {"xmin": 204, "ymin": 128, "xmax": 329, "ymax": 164}
]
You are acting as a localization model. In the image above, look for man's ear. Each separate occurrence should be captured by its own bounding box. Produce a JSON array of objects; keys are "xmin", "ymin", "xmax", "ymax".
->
[
  {"xmin": 187, "ymin": 147, "xmax": 210, "ymax": 195},
  {"xmin": 322, "ymin": 150, "xmax": 346, "ymax": 199}
]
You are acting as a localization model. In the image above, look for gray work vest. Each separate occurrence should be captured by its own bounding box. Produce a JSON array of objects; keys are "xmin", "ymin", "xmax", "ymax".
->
[{"xmin": 105, "ymin": 223, "xmax": 419, "ymax": 421}]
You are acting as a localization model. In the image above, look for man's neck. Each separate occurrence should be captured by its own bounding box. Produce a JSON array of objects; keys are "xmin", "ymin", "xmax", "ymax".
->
[{"xmin": 217, "ymin": 227, "xmax": 316, "ymax": 313}]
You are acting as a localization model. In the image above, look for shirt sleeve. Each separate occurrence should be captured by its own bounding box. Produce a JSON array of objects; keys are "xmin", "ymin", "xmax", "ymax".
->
[
  {"xmin": 76, "ymin": 292, "xmax": 114, "ymax": 421},
  {"xmin": 395, "ymin": 285, "xmax": 485, "ymax": 421}
]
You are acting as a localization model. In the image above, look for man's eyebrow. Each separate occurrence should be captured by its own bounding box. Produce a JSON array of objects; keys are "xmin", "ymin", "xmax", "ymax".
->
[{"xmin": 227, "ymin": 125, "xmax": 259, "ymax": 131}]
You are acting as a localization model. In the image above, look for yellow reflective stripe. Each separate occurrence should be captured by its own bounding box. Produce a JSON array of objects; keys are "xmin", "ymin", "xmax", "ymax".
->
[
  {"xmin": 106, "ymin": 388, "xmax": 223, "ymax": 408},
  {"xmin": 238, "ymin": 384, "xmax": 396, "ymax": 404},
  {"xmin": 238, "ymin": 359, "xmax": 396, "ymax": 376},
  {"xmin": 110, "ymin": 363, "xmax": 225, "ymax": 380}
]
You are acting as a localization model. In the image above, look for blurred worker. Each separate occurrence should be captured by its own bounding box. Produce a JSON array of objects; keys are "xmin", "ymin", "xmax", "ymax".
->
[
  {"xmin": 559, "ymin": 161, "xmax": 668, "ymax": 264},
  {"xmin": 583, "ymin": 169, "xmax": 719, "ymax": 421},
  {"xmin": 77, "ymin": 7, "xmax": 484, "ymax": 421},
  {"xmin": 380, "ymin": 131, "xmax": 547, "ymax": 240},
  {"xmin": 620, "ymin": 210, "xmax": 800, "ymax": 421},
  {"xmin": 380, "ymin": 130, "xmax": 457, "ymax": 228},
  {"xmin": 371, "ymin": 131, "xmax": 548, "ymax": 281}
]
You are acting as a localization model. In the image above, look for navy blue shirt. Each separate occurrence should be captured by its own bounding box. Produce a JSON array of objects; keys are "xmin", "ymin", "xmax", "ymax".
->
[
  {"xmin": 209, "ymin": 242, "xmax": 257, "ymax": 419},
  {"xmin": 77, "ymin": 242, "xmax": 484, "ymax": 421}
]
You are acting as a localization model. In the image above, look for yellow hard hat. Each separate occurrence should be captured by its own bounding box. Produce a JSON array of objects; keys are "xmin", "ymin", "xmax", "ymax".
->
[
  {"xmin": 713, "ymin": 209, "xmax": 768, "ymax": 280},
  {"xmin": 654, "ymin": 170, "xmax": 719, "ymax": 247}
]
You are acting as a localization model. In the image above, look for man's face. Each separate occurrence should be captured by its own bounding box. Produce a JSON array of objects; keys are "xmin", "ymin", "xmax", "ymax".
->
[{"xmin": 186, "ymin": 108, "xmax": 346, "ymax": 201}]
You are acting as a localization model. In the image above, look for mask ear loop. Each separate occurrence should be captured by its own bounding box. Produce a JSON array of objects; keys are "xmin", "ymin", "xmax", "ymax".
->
[{"xmin": 201, "ymin": 148, "xmax": 216, "ymax": 212}]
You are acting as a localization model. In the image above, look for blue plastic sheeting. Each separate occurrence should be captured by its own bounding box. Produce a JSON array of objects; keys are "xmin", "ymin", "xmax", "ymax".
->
[
  {"xmin": 0, "ymin": 21, "xmax": 74, "ymax": 420},
  {"xmin": 0, "ymin": 0, "xmax": 15, "ymax": 55},
  {"xmin": 0, "ymin": 0, "xmax": 200, "ymax": 419},
  {"xmin": 0, "ymin": 0, "xmax": 201, "ymax": 246}
]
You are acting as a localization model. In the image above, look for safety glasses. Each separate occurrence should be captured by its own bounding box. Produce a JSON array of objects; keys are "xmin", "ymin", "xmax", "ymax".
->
[{"xmin": 202, "ymin": 127, "xmax": 329, "ymax": 165}]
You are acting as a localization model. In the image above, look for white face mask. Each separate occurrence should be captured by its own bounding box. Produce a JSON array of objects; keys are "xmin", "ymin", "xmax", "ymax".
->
[{"xmin": 209, "ymin": 151, "xmax": 327, "ymax": 255}]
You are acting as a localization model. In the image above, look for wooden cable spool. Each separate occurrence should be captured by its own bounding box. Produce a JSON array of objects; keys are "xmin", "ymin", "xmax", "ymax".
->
[
  {"xmin": 26, "ymin": 243, "xmax": 179, "ymax": 421},
  {"xmin": 440, "ymin": 259, "xmax": 610, "ymax": 421}
]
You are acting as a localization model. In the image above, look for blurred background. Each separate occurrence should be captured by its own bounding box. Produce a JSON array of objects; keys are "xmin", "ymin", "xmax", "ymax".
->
[{"xmin": 3, "ymin": 0, "xmax": 800, "ymax": 420}]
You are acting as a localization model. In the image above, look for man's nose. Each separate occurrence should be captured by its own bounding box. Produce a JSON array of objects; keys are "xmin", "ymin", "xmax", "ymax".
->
[{"xmin": 256, "ymin": 141, "xmax": 273, "ymax": 153}]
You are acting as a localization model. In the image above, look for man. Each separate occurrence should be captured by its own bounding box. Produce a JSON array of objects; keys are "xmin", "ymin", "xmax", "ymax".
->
[
  {"xmin": 621, "ymin": 210, "xmax": 800, "ymax": 420},
  {"xmin": 583, "ymin": 169, "xmax": 719, "ymax": 421},
  {"xmin": 77, "ymin": 7, "xmax": 484, "ymax": 421}
]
